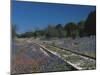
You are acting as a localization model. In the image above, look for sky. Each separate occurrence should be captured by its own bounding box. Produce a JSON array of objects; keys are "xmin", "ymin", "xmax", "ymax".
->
[{"xmin": 12, "ymin": 1, "xmax": 96, "ymax": 33}]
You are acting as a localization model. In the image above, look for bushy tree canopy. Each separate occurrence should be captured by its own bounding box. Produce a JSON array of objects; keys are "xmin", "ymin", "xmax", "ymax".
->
[
  {"xmin": 12, "ymin": 25, "xmax": 17, "ymax": 38},
  {"xmin": 78, "ymin": 20, "xmax": 85, "ymax": 37},
  {"xmin": 84, "ymin": 10, "xmax": 96, "ymax": 36},
  {"xmin": 64, "ymin": 22, "xmax": 78, "ymax": 38},
  {"xmin": 15, "ymin": 10, "xmax": 96, "ymax": 39}
]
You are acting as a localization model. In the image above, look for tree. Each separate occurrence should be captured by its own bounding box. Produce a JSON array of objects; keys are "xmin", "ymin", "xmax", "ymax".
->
[
  {"xmin": 12, "ymin": 25, "xmax": 17, "ymax": 39},
  {"xmin": 64, "ymin": 22, "xmax": 78, "ymax": 38},
  {"xmin": 33, "ymin": 30, "xmax": 44, "ymax": 38},
  {"xmin": 45, "ymin": 25, "xmax": 59, "ymax": 38},
  {"xmin": 78, "ymin": 20, "xmax": 85, "ymax": 37},
  {"xmin": 55, "ymin": 24, "xmax": 63, "ymax": 29},
  {"xmin": 18, "ymin": 32, "xmax": 33, "ymax": 38},
  {"xmin": 55, "ymin": 24, "xmax": 66, "ymax": 38},
  {"xmin": 84, "ymin": 10, "xmax": 96, "ymax": 36}
]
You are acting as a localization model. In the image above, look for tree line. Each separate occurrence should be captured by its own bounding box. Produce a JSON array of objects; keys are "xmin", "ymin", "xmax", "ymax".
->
[{"xmin": 12, "ymin": 10, "xmax": 96, "ymax": 39}]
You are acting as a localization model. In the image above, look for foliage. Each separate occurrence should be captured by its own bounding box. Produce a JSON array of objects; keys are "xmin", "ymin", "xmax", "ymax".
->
[
  {"xmin": 45, "ymin": 24, "xmax": 66, "ymax": 39},
  {"xmin": 78, "ymin": 20, "xmax": 85, "ymax": 37},
  {"xmin": 12, "ymin": 25, "xmax": 17, "ymax": 39},
  {"xmin": 16, "ymin": 10, "xmax": 96, "ymax": 39},
  {"xmin": 64, "ymin": 22, "xmax": 78, "ymax": 39},
  {"xmin": 84, "ymin": 10, "xmax": 96, "ymax": 36}
]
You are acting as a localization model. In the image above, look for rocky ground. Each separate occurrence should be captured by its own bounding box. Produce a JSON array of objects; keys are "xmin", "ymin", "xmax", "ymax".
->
[{"xmin": 11, "ymin": 39, "xmax": 76, "ymax": 74}]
